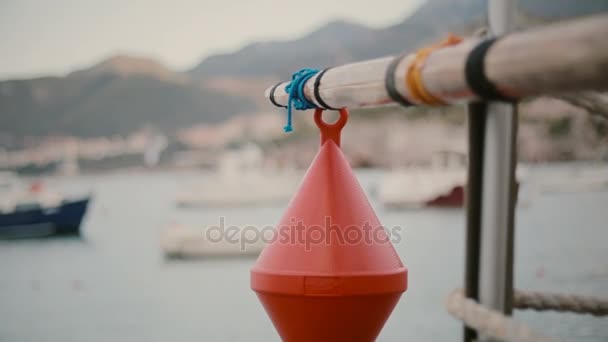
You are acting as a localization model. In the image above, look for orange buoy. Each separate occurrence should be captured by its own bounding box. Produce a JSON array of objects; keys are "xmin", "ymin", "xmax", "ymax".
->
[{"xmin": 251, "ymin": 108, "xmax": 407, "ymax": 341}]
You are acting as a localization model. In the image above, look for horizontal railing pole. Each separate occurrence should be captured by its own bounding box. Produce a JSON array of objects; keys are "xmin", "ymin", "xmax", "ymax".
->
[{"xmin": 264, "ymin": 14, "xmax": 608, "ymax": 110}]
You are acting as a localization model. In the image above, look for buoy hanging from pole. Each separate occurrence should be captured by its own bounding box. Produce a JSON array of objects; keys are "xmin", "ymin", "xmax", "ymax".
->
[{"xmin": 251, "ymin": 108, "xmax": 408, "ymax": 341}]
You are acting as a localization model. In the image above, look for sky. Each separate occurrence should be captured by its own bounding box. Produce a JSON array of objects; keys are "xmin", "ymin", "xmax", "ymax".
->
[{"xmin": 0, "ymin": 0, "xmax": 424, "ymax": 79}]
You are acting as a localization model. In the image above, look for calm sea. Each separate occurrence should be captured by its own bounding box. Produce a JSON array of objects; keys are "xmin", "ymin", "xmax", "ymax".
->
[{"xmin": 1, "ymin": 166, "xmax": 607, "ymax": 341}]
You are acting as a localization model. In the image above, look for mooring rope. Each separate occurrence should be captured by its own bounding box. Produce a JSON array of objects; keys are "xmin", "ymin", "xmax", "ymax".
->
[
  {"xmin": 514, "ymin": 290, "xmax": 608, "ymax": 316},
  {"xmin": 447, "ymin": 289, "xmax": 608, "ymax": 342},
  {"xmin": 446, "ymin": 289, "xmax": 556, "ymax": 342}
]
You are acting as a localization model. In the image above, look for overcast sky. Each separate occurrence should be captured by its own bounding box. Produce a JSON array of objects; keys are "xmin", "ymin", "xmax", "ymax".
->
[{"xmin": 0, "ymin": 0, "xmax": 424, "ymax": 79}]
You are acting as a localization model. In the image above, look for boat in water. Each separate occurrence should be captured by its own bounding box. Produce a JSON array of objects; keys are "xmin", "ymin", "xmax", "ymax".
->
[
  {"xmin": 161, "ymin": 223, "xmax": 266, "ymax": 259},
  {"xmin": 536, "ymin": 164, "xmax": 608, "ymax": 194},
  {"xmin": 0, "ymin": 172, "xmax": 91, "ymax": 239},
  {"xmin": 378, "ymin": 151, "xmax": 467, "ymax": 209},
  {"xmin": 378, "ymin": 152, "xmax": 529, "ymax": 209},
  {"xmin": 175, "ymin": 143, "xmax": 301, "ymax": 207}
]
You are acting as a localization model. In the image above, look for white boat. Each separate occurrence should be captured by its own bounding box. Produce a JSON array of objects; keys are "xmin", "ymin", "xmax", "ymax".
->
[
  {"xmin": 378, "ymin": 152, "xmax": 467, "ymax": 209},
  {"xmin": 175, "ymin": 144, "xmax": 301, "ymax": 207},
  {"xmin": 0, "ymin": 172, "xmax": 62, "ymax": 212},
  {"xmin": 160, "ymin": 223, "xmax": 266, "ymax": 259},
  {"xmin": 377, "ymin": 152, "xmax": 531, "ymax": 209},
  {"xmin": 537, "ymin": 164, "xmax": 608, "ymax": 194}
]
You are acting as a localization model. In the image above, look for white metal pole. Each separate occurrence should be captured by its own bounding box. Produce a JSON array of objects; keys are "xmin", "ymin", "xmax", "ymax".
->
[{"xmin": 478, "ymin": 0, "xmax": 518, "ymax": 326}]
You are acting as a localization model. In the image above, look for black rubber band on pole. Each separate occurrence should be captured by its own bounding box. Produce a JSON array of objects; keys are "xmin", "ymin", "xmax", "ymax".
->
[
  {"xmin": 269, "ymin": 82, "xmax": 287, "ymax": 108},
  {"xmin": 385, "ymin": 54, "xmax": 413, "ymax": 107},
  {"xmin": 465, "ymin": 38, "xmax": 515, "ymax": 102},
  {"xmin": 313, "ymin": 68, "xmax": 339, "ymax": 110}
]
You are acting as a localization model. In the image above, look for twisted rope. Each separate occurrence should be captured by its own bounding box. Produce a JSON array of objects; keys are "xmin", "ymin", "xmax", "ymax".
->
[
  {"xmin": 446, "ymin": 289, "xmax": 556, "ymax": 342},
  {"xmin": 447, "ymin": 289, "xmax": 608, "ymax": 342},
  {"xmin": 514, "ymin": 290, "xmax": 608, "ymax": 316}
]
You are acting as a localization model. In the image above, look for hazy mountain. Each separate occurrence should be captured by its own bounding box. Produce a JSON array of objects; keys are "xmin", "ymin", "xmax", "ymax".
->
[
  {"xmin": 68, "ymin": 55, "xmax": 187, "ymax": 83},
  {"xmin": 1, "ymin": 0, "xmax": 606, "ymax": 141},
  {"xmin": 0, "ymin": 56, "xmax": 253, "ymax": 138},
  {"xmin": 523, "ymin": 0, "xmax": 608, "ymax": 18},
  {"xmin": 189, "ymin": 20, "xmax": 378, "ymax": 79},
  {"xmin": 189, "ymin": 0, "xmax": 608, "ymax": 79}
]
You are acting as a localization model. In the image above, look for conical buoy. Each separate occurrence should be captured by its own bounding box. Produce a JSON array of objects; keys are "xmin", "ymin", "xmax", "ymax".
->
[{"xmin": 251, "ymin": 108, "xmax": 407, "ymax": 341}]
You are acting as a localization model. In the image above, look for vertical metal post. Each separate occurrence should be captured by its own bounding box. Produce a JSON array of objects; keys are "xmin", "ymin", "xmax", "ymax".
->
[
  {"xmin": 463, "ymin": 103, "xmax": 487, "ymax": 342},
  {"xmin": 479, "ymin": 0, "xmax": 517, "ymax": 316},
  {"xmin": 463, "ymin": 1, "xmax": 518, "ymax": 341}
]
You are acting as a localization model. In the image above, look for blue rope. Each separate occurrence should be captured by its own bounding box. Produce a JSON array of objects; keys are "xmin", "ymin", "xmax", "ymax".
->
[{"xmin": 283, "ymin": 68, "xmax": 319, "ymax": 132}]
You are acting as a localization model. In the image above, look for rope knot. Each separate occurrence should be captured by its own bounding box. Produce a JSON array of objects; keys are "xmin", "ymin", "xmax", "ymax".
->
[{"xmin": 283, "ymin": 68, "xmax": 320, "ymax": 132}]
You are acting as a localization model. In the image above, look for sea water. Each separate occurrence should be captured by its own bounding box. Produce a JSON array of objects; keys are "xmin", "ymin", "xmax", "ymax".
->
[{"xmin": 0, "ymin": 167, "xmax": 606, "ymax": 341}]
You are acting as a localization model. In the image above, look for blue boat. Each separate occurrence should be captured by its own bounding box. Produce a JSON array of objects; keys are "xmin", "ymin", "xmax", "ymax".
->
[
  {"xmin": 0, "ymin": 197, "xmax": 91, "ymax": 239},
  {"xmin": 0, "ymin": 172, "xmax": 91, "ymax": 239}
]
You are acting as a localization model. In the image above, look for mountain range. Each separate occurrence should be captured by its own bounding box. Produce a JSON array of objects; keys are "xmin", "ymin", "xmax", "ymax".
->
[{"xmin": 1, "ymin": 0, "xmax": 607, "ymax": 143}]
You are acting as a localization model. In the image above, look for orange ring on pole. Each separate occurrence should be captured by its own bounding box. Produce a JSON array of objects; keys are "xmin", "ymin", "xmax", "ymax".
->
[{"xmin": 406, "ymin": 34, "xmax": 463, "ymax": 105}]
